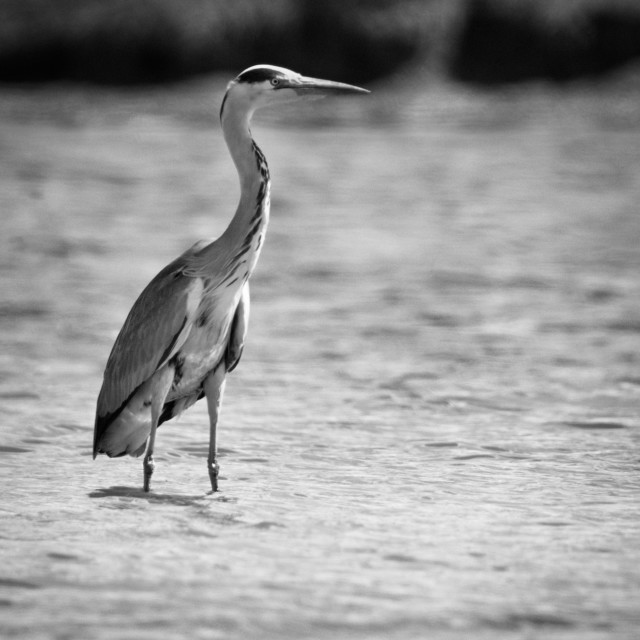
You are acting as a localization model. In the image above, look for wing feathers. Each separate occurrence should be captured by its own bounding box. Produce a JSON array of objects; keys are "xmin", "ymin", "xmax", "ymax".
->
[
  {"xmin": 94, "ymin": 240, "xmax": 250, "ymax": 457},
  {"xmin": 94, "ymin": 252, "xmax": 204, "ymax": 450}
]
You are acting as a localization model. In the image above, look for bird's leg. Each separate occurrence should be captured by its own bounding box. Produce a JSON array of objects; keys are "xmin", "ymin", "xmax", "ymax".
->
[
  {"xmin": 204, "ymin": 364, "xmax": 227, "ymax": 492},
  {"xmin": 143, "ymin": 454, "xmax": 154, "ymax": 492},
  {"xmin": 142, "ymin": 418, "xmax": 159, "ymax": 492},
  {"xmin": 142, "ymin": 367, "xmax": 174, "ymax": 492}
]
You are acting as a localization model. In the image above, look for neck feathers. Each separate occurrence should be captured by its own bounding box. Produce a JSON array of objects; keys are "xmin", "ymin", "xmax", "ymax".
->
[
  {"xmin": 233, "ymin": 139, "xmax": 270, "ymax": 255},
  {"xmin": 252, "ymin": 139, "xmax": 270, "ymax": 183},
  {"xmin": 184, "ymin": 90, "xmax": 271, "ymax": 283},
  {"xmin": 211, "ymin": 94, "xmax": 271, "ymax": 280}
]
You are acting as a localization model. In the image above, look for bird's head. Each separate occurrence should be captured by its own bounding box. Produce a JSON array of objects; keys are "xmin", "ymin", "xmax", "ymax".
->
[{"xmin": 220, "ymin": 64, "xmax": 368, "ymax": 120}]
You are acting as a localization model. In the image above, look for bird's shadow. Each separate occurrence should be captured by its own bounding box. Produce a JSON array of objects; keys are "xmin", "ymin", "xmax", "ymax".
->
[{"xmin": 88, "ymin": 485, "xmax": 215, "ymax": 506}]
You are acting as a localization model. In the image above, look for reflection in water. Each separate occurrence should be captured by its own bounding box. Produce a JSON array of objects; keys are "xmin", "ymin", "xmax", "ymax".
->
[{"xmin": 0, "ymin": 81, "xmax": 639, "ymax": 639}]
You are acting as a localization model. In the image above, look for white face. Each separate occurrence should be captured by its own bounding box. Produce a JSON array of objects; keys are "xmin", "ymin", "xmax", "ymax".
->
[
  {"xmin": 221, "ymin": 65, "xmax": 368, "ymax": 120},
  {"xmin": 229, "ymin": 66, "xmax": 304, "ymax": 109}
]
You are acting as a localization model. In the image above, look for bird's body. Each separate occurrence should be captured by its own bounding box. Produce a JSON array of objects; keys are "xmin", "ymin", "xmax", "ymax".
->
[
  {"xmin": 94, "ymin": 246, "xmax": 249, "ymax": 458},
  {"xmin": 93, "ymin": 65, "xmax": 367, "ymax": 492}
]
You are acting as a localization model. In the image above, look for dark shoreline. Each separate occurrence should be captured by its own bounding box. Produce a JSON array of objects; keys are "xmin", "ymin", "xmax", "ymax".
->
[{"xmin": 1, "ymin": 0, "xmax": 640, "ymax": 87}]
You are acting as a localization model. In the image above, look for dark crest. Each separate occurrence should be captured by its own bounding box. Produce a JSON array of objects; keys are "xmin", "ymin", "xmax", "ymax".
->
[
  {"xmin": 237, "ymin": 67, "xmax": 285, "ymax": 85},
  {"xmin": 221, "ymin": 66, "xmax": 288, "ymax": 120}
]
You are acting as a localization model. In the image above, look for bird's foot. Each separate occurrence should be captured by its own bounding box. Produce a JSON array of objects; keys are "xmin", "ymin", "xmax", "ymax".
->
[
  {"xmin": 208, "ymin": 460, "xmax": 219, "ymax": 492},
  {"xmin": 143, "ymin": 455, "xmax": 155, "ymax": 492}
]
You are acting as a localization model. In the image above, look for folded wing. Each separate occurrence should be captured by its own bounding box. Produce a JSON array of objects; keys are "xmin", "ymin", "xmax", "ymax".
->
[{"xmin": 93, "ymin": 251, "xmax": 204, "ymax": 457}]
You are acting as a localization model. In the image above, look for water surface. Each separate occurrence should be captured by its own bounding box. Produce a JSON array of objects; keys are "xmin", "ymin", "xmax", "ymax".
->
[{"xmin": 1, "ymin": 79, "xmax": 639, "ymax": 639}]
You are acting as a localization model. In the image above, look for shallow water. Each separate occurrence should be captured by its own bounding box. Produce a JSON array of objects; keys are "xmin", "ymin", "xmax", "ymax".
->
[{"xmin": 1, "ymin": 79, "xmax": 640, "ymax": 639}]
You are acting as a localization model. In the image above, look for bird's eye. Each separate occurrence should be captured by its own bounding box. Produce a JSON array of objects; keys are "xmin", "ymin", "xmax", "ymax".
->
[{"xmin": 270, "ymin": 78, "xmax": 280, "ymax": 87}]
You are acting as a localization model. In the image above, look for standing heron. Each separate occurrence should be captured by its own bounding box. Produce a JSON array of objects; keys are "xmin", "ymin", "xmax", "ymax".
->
[{"xmin": 93, "ymin": 65, "xmax": 368, "ymax": 492}]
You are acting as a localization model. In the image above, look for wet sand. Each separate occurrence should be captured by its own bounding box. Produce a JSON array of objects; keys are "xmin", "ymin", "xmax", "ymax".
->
[{"xmin": 1, "ymin": 78, "xmax": 640, "ymax": 639}]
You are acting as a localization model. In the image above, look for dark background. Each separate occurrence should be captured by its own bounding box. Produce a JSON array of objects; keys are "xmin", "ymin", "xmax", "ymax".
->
[{"xmin": 1, "ymin": 0, "xmax": 640, "ymax": 86}]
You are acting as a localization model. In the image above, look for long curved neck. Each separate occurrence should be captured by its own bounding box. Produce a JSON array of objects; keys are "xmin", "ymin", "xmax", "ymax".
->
[
  {"xmin": 219, "ymin": 102, "xmax": 271, "ymax": 249},
  {"xmin": 184, "ymin": 93, "xmax": 271, "ymax": 283}
]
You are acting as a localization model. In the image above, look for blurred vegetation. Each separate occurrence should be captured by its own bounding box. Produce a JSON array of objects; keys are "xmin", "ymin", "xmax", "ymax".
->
[
  {"xmin": 452, "ymin": 0, "xmax": 640, "ymax": 84},
  {"xmin": 0, "ymin": 0, "xmax": 640, "ymax": 85}
]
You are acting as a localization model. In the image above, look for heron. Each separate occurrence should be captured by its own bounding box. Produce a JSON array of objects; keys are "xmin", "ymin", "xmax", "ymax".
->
[{"xmin": 93, "ymin": 64, "xmax": 368, "ymax": 492}]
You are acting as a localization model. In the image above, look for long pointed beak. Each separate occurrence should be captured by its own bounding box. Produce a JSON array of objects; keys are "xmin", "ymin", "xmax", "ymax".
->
[{"xmin": 285, "ymin": 75, "xmax": 369, "ymax": 96}]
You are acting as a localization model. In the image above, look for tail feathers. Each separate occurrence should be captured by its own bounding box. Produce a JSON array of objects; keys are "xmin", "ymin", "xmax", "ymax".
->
[{"xmin": 95, "ymin": 405, "xmax": 152, "ymax": 458}]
